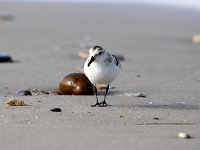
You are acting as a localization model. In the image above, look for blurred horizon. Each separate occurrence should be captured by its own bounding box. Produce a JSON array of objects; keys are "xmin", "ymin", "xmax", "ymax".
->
[{"xmin": 0, "ymin": 0, "xmax": 200, "ymax": 10}]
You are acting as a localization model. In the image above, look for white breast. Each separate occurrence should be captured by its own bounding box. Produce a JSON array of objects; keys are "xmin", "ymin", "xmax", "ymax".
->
[{"xmin": 84, "ymin": 54, "xmax": 121, "ymax": 85}]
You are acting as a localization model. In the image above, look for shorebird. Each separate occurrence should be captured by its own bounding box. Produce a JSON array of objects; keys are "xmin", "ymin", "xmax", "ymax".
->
[{"xmin": 84, "ymin": 45, "xmax": 122, "ymax": 107}]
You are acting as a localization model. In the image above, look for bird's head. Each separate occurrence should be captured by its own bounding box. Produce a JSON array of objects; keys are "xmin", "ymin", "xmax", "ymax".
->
[{"xmin": 88, "ymin": 45, "xmax": 105, "ymax": 66}]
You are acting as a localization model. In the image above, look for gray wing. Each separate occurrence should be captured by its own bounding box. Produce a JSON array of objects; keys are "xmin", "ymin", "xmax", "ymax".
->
[
  {"xmin": 103, "ymin": 52, "xmax": 122, "ymax": 69},
  {"xmin": 111, "ymin": 54, "xmax": 121, "ymax": 67}
]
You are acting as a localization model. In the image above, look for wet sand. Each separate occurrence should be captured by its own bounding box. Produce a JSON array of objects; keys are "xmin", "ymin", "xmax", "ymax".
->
[{"xmin": 0, "ymin": 2, "xmax": 200, "ymax": 150}]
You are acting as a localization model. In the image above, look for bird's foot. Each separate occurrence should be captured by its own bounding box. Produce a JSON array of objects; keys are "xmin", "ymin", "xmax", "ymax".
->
[
  {"xmin": 91, "ymin": 102, "xmax": 101, "ymax": 107},
  {"xmin": 99, "ymin": 101, "xmax": 111, "ymax": 107}
]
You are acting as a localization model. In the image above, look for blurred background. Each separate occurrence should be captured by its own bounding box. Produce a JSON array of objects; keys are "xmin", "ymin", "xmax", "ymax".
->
[
  {"xmin": 0, "ymin": 0, "xmax": 200, "ymax": 9},
  {"xmin": 0, "ymin": 0, "xmax": 200, "ymax": 92}
]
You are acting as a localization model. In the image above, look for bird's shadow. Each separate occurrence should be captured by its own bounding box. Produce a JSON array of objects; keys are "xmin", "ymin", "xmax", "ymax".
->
[{"xmin": 112, "ymin": 103, "xmax": 200, "ymax": 110}]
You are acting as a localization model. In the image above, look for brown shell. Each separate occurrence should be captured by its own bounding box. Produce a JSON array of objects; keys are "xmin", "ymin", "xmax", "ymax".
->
[
  {"xmin": 59, "ymin": 73, "xmax": 94, "ymax": 95},
  {"xmin": 6, "ymin": 99, "xmax": 26, "ymax": 106}
]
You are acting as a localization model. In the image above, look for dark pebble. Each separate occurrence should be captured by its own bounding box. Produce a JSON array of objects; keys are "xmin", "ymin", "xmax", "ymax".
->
[
  {"xmin": 16, "ymin": 90, "xmax": 32, "ymax": 96},
  {"xmin": 138, "ymin": 94, "xmax": 146, "ymax": 98},
  {"xmin": 50, "ymin": 108, "xmax": 62, "ymax": 112},
  {"xmin": 0, "ymin": 53, "xmax": 12, "ymax": 63}
]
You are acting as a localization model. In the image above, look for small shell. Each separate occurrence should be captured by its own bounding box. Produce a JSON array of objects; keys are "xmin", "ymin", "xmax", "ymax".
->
[
  {"xmin": 6, "ymin": 99, "xmax": 26, "ymax": 106},
  {"xmin": 178, "ymin": 132, "xmax": 191, "ymax": 139},
  {"xmin": 125, "ymin": 93, "xmax": 146, "ymax": 98}
]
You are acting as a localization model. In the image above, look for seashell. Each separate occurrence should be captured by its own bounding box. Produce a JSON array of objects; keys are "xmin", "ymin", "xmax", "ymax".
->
[
  {"xmin": 16, "ymin": 90, "xmax": 32, "ymax": 96},
  {"xmin": 192, "ymin": 34, "xmax": 200, "ymax": 44},
  {"xmin": 125, "ymin": 93, "xmax": 146, "ymax": 98},
  {"xmin": 178, "ymin": 132, "xmax": 191, "ymax": 139},
  {"xmin": 6, "ymin": 99, "xmax": 26, "ymax": 106},
  {"xmin": 59, "ymin": 73, "xmax": 94, "ymax": 95}
]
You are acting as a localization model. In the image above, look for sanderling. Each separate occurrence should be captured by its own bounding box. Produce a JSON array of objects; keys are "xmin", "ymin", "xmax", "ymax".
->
[{"xmin": 84, "ymin": 45, "xmax": 122, "ymax": 107}]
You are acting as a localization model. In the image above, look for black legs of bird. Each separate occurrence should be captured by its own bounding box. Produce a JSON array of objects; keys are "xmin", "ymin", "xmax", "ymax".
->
[
  {"xmin": 91, "ymin": 84, "xmax": 110, "ymax": 107},
  {"xmin": 100, "ymin": 84, "xmax": 109, "ymax": 106},
  {"xmin": 91, "ymin": 84, "xmax": 100, "ymax": 107}
]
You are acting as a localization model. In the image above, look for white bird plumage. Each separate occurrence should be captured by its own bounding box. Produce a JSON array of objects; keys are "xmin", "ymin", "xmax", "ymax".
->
[{"xmin": 84, "ymin": 45, "xmax": 122, "ymax": 107}]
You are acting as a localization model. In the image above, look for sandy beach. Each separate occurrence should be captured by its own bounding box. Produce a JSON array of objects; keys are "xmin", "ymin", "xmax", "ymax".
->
[{"xmin": 0, "ymin": 2, "xmax": 200, "ymax": 150}]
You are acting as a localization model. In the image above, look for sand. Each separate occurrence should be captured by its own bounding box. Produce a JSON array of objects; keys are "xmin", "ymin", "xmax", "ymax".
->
[{"xmin": 0, "ymin": 2, "xmax": 200, "ymax": 150}]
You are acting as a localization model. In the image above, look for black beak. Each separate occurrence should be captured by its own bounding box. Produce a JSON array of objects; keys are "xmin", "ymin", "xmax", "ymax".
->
[{"xmin": 88, "ymin": 56, "xmax": 95, "ymax": 67}]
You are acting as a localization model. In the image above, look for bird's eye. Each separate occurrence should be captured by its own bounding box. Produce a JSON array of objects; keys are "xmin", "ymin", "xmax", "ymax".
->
[
  {"xmin": 99, "ymin": 51, "xmax": 102, "ymax": 55},
  {"xmin": 93, "ymin": 46, "xmax": 102, "ymax": 50}
]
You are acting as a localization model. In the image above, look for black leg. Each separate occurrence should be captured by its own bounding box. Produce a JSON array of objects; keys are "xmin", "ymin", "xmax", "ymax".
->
[
  {"xmin": 91, "ymin": 84, "xmax": 101, "ymax": 107},
  {"xmin": 100, "ymin": 84, "xmax": 110, "ymax": 107}
]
